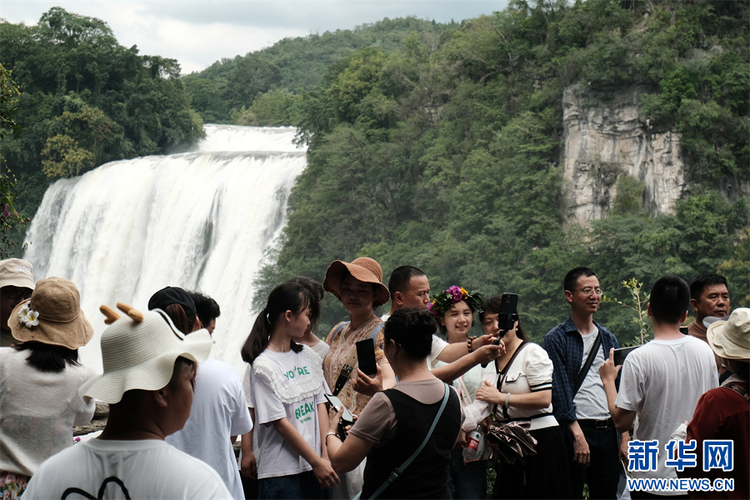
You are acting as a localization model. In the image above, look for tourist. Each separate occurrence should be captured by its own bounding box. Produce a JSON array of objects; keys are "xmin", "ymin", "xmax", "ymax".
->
[
  {"xmin": 0, "ymin": 277, "xmax": 95, "ymax": 499},
  {"xmin": 22, "ymin": 304, "xmax": 231, "ymax": 498},
  {"xmin": 543, "ymin": 267, "xmax": 628, "ymax": 499},
  {"xmin": 326, "ymin": 308, "xmax": 462, "ymax": 499},
  {"xmin": 0, "ymin": 258, "xmax": 34, "ymax": 347},
  {"xmin": 152, "ymin": 286, "xmax": 252, "ymax": 500},
  {"xmin": 241, "ymin": 281, "xmax": 338, "ymax": 499}
]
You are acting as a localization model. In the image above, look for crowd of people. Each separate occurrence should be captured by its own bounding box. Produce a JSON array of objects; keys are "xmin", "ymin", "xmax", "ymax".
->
[{"xmin": 0, "ymin": 256, "xmax": 747, "ymax": 500}]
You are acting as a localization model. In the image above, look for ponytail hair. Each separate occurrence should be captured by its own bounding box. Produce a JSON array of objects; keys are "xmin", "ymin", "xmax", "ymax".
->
[{"xmin": 241, "ymin": 281, "xmax": 313, "ymax": 364}]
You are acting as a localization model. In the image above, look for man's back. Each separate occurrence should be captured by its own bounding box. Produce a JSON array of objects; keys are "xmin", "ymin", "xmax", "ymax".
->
[
  {"xmin": 166, "ymin": 358, "xmax": 252, "ymax": 499},
  {"xmin": 23, "ymin": 439, "xmax": 231, "ymax": 499},
  {"xmin": 616, "ymin": 336, "xmax": 718, "ymax": 478}
]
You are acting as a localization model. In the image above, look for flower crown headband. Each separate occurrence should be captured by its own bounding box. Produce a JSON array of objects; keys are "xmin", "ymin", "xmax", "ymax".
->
[{"xmin": 428, "ymin": 286, "xmax": 484, "ymax": 318}]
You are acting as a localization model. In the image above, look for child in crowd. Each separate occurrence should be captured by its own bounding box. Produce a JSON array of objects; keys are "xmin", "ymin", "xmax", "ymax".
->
[{"xmin": 241, "ymin": 281, "xmax": 339, "ymax": 499}]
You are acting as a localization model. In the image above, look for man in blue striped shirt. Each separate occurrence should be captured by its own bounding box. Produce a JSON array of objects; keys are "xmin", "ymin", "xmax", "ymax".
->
[{"xmin": 543, "ymin": 267, "xmax": 629, "ymax": 499}]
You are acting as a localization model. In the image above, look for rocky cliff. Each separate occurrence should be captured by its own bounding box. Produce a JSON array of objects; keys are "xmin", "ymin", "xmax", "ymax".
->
[{"xmin": 562, "ymin": 84, "xmax": 685, "ymax": 225}]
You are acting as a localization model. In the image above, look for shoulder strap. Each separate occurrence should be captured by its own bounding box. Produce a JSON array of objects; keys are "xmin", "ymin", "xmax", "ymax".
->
[
  {"xmin": 495, "ymin": 341, "xmax": 529, "ymax": 420},
  {"xmin": 370, "ymin": 322, "xmax": 384, "ymax": 342},
  {"xmin": 573, "ymin": 330, "xmax": 602, "ymax": 396},
  {"xmin": 329, "ymin": 321, "xmax": 349, "ymax": 343},
  {"xmin": 724, "ymin": 382, "xmax": 750, "ymax": 406},
  {"xmin": 366, "ymin": 384, "xmax": 451, "ymax": 500}
]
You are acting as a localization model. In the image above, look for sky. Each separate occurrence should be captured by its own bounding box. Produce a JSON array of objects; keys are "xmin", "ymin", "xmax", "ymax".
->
[{"xmin": 0, "ymin": 1, "xmax": 510, "ymax": 74}]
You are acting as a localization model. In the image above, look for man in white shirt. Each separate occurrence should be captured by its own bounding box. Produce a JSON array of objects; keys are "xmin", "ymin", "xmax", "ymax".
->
[
  {"xmin": 383, "ymin": 266, "xmax": 502, "ymax": 382},
  {"xmin": 600, "ymin": 275, "xmax": 718, "ymax": 499}
]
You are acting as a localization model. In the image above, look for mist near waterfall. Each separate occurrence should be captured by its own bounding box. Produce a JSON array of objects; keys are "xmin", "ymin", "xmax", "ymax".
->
[{"xmin": 23, "ymin": 125, "xmax": 306, "ymax": 375}]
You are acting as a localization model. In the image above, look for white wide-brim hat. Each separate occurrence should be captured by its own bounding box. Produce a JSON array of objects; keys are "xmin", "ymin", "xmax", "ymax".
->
[
  {"xmin": 80, "ymin": 308, "xmax": 212, "ymax": 404},
  {"xmin": 706, "ymin": 308, "xmax": 750, "ymax": 361}
]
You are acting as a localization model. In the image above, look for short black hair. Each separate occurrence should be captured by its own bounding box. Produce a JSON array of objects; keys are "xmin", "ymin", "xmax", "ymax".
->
[
  {"xmin": 564, "ymin": 267, "xmax": 596, "ymax": 292},
  {"xmin": 188, "ymin": 291, "xmax": 220, "ymax": 328},
  {"xmin": 384, "ymin": 308, "xmax": 436, "ymax": 360},
  {"xmin": 689, "ymin": 273, "xmax": 729, "ymax": 301},
  {"xmin": 387, "ymin": 266, "xmax": 426, "ymax": 297},
  {"xmin": 650, "ymin": 275, "xmax": 690, "ymax": 324},
  {"xmin": 479, "ymin": 295, "xmax": 528, "ymax": 341},
  {"xmin": 15, "ymin": 342, "xmax": 79, "ymax": 373}
]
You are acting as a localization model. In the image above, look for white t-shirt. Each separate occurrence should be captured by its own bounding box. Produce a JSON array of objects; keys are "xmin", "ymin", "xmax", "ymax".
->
[
  {"xmin": 309, "ymin": 338, "xmax": 330, "ymax": 362},
  {"xmin": 166, "ymin": 358, "xmax": 252, "ymax": 499},
  {"xmin": 573, "ymin": 328, "xmax": 610, "ymax": 419},
  {"xmin": 616, "ymin": 336, "xmax": 718, "ymax": 493},
  {"xmin": 23, "ymin": 439, "xmax": 232, "ymax": 499},
  {"xmin": 464, "ymin": 343, "xmax": 556, "ymax": 431},
  {"xmin": 0, "ymin": 347, "xmax": 96, "ymax": 476},
  {"xmin": 251, "ymin": 345, "xmax": 328, "ymax": 479}
]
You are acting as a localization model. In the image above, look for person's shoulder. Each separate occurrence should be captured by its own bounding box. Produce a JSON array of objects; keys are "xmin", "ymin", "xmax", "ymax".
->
[
  {"xmin": 524, "ymin": 342, "xmax": 550, "ymax": 359},
  {"xmin": 544, "ymin": 317, "xmax": 575, "ymax": 338}
]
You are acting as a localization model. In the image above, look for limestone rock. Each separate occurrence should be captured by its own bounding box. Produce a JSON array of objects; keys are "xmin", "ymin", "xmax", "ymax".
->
[{"xmin": 562, "ymin": 84, "xmax": 685, "ymax": 225}]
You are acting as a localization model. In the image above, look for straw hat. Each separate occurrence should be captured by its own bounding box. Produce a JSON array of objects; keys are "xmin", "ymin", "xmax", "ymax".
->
[
  {"xmin": 323, "ymin": 257, "xmax": 390, "ymax": 307},
  {"xmin": 0, "ymin": 258, "xmax": 34, "ymax": 290},
  {"xmin": 706, "ymin": 308, "xmax": 750, "ymax": 361},
  {"xmin": 8, "ymin": 277, "xmax": 92, "ymax": 349},
  {"xmin": 79, "ymin": 307, "xmax": 212, "ymax": 404}
]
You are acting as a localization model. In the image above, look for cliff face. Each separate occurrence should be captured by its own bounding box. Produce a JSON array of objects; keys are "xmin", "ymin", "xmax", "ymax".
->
[{"xmin": 562, "ymin": 85, "xmax": 685, "ymax": 225}]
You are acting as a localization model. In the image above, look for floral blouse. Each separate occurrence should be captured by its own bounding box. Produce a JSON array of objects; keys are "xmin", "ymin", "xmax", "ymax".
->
[{"xmin": 323, "ymin": 315, "xmax": 387, "ymax": 415}]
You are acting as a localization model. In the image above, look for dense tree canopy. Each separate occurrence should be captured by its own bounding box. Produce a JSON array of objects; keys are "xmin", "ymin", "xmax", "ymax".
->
[
  {"xmin": 256, "ymin": 0, "xmax": 749, "ymax": 343},
  {"xmin": 0, "ymin": 7, "xmax": 203, "ymax": 223}
]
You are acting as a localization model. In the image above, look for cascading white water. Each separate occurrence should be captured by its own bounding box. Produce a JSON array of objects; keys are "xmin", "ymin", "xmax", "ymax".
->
[{"xmin": 23, "ymin": 124, "xmax": 306, "ymax": 375}]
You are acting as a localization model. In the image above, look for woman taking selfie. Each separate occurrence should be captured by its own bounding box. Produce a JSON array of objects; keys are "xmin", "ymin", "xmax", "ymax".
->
[
  {"xmin": 430, "ymin": 286, "xmax": 493, "ymax": 499},
  {"xmin": 241, "ymin": 281, "xmax": 338, "ymax": 499},
  {"xmin": 326, "ymin": 308, "xmax": 462, "ymax": 499},
  {"xmin": 464, "ymin": 295, "xmax": 571, "ymax": 499}
]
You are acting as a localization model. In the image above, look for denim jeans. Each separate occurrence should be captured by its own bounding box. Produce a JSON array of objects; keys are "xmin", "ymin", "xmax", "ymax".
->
[
  {"xmin": 447, "ymin": 449, "xmax": 488, "ymax": 499},
  {"xmin": 258, "ymin": 470, "xmax": 331, "ymax": 500}
]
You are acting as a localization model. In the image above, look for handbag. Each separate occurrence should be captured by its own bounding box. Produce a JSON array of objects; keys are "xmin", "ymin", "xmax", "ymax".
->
[
  {"xmin": 488, "ymin": 342, "xmax": 538, "ymax": 465},
  {"xmin": 487, "ymin": 420, "xmax": 538, "ymax": 464},
  {"xmin": 355, "ymin": 383, "xmax": 451, "ymax": 500}
]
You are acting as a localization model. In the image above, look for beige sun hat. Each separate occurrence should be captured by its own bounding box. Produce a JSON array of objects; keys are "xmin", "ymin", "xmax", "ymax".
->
[
  {"xmin": 79, "ymin": 306, "xmax": 212, "ymax": 404},
  {"xmin": 706, "ymin": 308, "xmax": 750, "ymax": 361},
  {"xmin": 323, "ymin": 257, "xmax": 391, "ymax": 307},
  {"xmin": 9, "ymin": 277, "xmax": 92, "ymax": 349},
  {"xmin": 0, "ymin": 258, "xmax": 34, "ymax": 290}
]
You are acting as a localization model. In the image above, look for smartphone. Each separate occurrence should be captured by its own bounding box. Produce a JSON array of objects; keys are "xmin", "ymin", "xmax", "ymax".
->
[
  {"xmin": 614, "ymin": 346, "xmax": 640, "ymax": 366},
  {"xmin": 492, "ymin": 293, "xmax": 519, "ymax": 344},
  {"xmin": 356, "ymin": 338, "xmax": 378, "ymax": 376},
  {"xmin": 324, "ymin": 394, "xmax": 354, "ymax": 424}
]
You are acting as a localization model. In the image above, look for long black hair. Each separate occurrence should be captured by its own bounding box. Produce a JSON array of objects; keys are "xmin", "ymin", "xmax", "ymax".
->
[
  {"xmin": 287, "ymin": 276, "xmax": 324, "ymax": 335},
  {"xmin": 241, "ymin": 281, "xmax": 313, "ymax": 364},
  {"xmin": 15, "ymin": 342, "xmax": 80, "ymax": 373}
]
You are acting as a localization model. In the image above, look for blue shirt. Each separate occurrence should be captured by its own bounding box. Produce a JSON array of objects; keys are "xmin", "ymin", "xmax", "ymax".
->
[{"xmin": 542, "ymin": 317, "xmax": 619, "ymax": 424}]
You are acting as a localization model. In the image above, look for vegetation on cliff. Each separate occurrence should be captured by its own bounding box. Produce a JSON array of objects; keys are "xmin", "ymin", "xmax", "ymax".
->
[{"xmin": 256, "ymin": 0, "xmax": 749, "ymax": 341}]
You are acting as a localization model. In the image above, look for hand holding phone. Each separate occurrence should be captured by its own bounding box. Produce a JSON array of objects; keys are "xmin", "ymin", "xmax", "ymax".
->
[{"xmin": 613, "ymin": 346, "xmax": 640, "ymax": 366}]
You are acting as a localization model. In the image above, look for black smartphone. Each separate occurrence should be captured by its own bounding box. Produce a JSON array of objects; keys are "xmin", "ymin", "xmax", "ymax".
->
[
  {"xmin": 614, "ymin": 346, "xmax": 640, "ymax": 366},
  {"xmin": 492, "ymin": 293, "xmax": 519, "ymax": 344},
  {"xmin": 356, "ymin": 338, "xmax": 378, "ymax": 376}
]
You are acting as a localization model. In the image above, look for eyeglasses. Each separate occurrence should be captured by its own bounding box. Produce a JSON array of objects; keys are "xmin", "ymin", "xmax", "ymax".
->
[
  {"xmin": 5, "ymin": 288, "xmax": 33, "ymax": 300},
  {"xmin": 574, "ymin": 287, "xmax": 603, "ymax": 297}
]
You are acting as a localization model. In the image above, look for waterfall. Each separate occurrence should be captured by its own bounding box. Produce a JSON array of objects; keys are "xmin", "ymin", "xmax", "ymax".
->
[{"xmin": 23, "ymin": 124, "xmax": 306, "ymax": 375}]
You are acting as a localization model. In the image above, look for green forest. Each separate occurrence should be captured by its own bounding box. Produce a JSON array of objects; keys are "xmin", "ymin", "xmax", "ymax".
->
[{"xmin": 1, "ymin": 1, "xmax": 748, "ymax": 344}]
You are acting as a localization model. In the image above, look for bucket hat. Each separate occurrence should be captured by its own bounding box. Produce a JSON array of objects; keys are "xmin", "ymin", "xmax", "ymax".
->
[
  {"xmin": 706, "ymin": 308, "xmax": 750, "ymax": 361},
  {"xmin": 79, "ymin": 306, "xmax": 212, "ymax": 404},
  {"xmin": 8, "ymin": 277, "xmax": 92, "ymax": 349},
  {"xmin": 323, "ymin": 257, "xmax": 390, "ymax": 307},
  {"xmin": 0, "ymin": 258, "xmax": 34, "ymax": 290}
]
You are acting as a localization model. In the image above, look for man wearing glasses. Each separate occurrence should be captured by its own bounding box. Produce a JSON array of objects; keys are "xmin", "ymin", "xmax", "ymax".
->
[
  {"xmin": 0, "ymin": 258, "xmax": 34, "ymax": 347},
  {"xmin": 543, "ymin": 267, "xmax": 628, "ymax": 499}
]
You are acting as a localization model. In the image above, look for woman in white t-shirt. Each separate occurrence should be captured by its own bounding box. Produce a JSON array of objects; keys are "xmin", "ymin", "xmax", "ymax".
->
[
  {"xmin": 464, "ymin": 296, "xmax": 572, "ymax": 499},
  {"xmin": 240, "ymin": 281, "xmax": 339, "ymax": 499}
]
